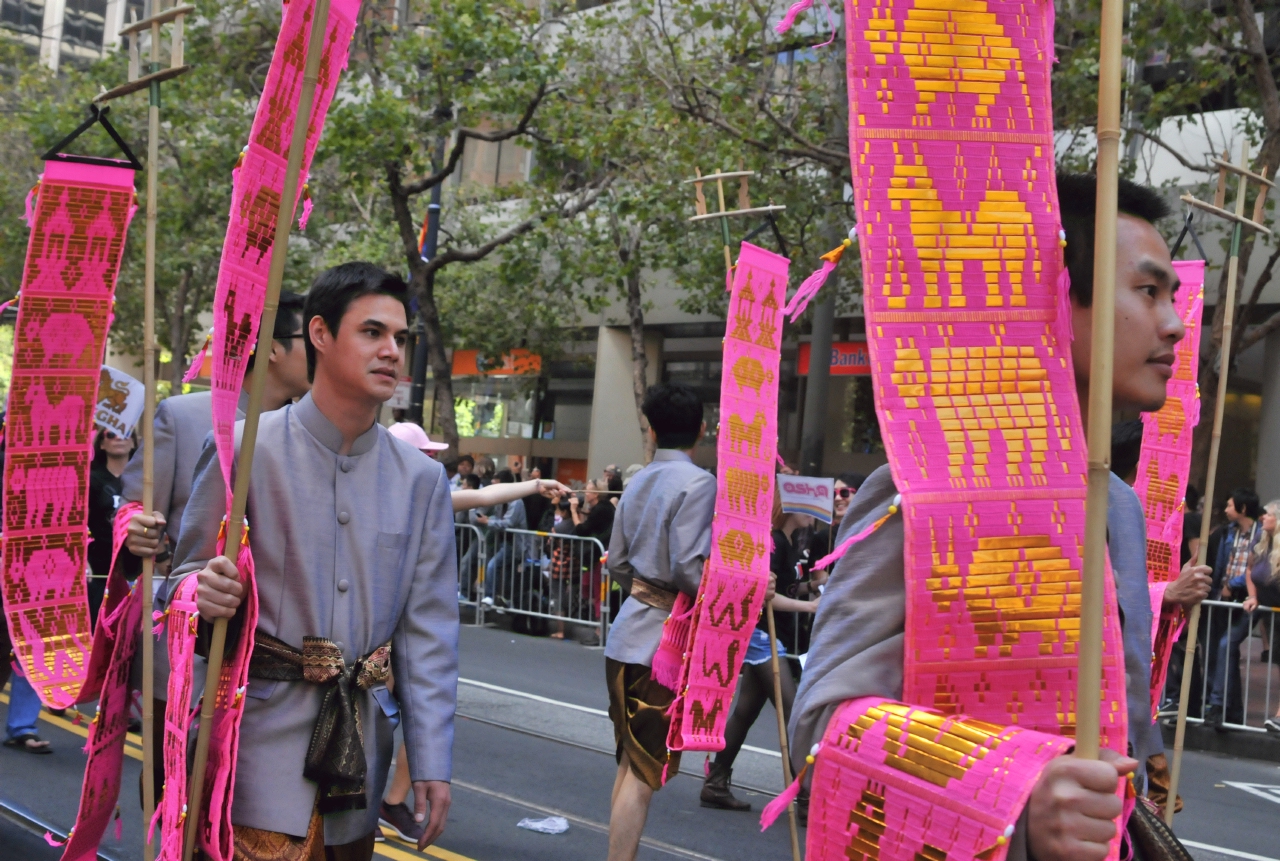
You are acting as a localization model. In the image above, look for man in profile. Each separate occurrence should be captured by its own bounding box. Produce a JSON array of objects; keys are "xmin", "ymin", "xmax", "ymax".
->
[{"xmin": 173, "ymin": 263, "xmax": 458, "ymax": 857}]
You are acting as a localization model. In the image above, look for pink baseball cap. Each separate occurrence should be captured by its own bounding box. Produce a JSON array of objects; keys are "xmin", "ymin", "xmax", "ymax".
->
[{"xmin": 388, "ymin": 422, "xmax": 449, "ymax": 452}]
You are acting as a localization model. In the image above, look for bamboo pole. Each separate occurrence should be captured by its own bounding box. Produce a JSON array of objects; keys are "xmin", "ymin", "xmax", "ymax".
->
[
  {"xmin": 181, "ymin": 1, "xmax": 330, "ymax": 857},
  {"xmin": 139, "ymin": 9, "xmax": 168, "ymax": 859},
  {"xmin": 1165, "ymin": 139, "xmax": 1252, "ymax": 826},
  {"xmin": 765, "ymin": 605, "xmax": 801, "ymax": 861},
  {"xmin": 1075, "ymin": 0, "xmax": 1125, "ymax": 762}
]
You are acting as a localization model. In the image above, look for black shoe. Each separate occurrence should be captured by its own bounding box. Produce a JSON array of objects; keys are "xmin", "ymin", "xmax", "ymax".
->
[
  {"xmin": 378, "ymin": 801, "xmax": 424, "ymax": 843},
  {"xmin": 1265, "ymin": 718, "xmax": 1280, "ymax": 735},
  {"xmin": 700, "ymin": 761, "xmax": 752, "ymax": 811},
  {"xmin": 1203, "ymin": 704, "xmax": 1225, "ymax": 730}
]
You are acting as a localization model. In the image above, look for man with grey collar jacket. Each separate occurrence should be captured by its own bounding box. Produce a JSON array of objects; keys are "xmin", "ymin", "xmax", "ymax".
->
[
  {"xmin": 603, "ymin": 382, "xmax": 715, "ymax": 861},
  {"xmin": 170, "ymin": 263, "xmax": 458, "ymax": 858}
]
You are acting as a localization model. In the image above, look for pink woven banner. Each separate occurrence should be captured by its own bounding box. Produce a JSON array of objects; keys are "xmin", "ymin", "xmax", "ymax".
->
[
  {"xmin": 59, "ymin": 502, "xmax": 142, "ymax": 861},
  {"xmin": 806, "ymin": 698, "xmax": 1072, "ymax": 861},
  {"xmin": 3, "ymin": 160, "xmax": 135, "ymax": 709},
  {"xmin": 209, "ymin": 0, "xmax": 360, "ymax": 494},
  {"xmin": 1132, "ymin": 259, "xmax": 1203, "ymax": 716},
  {"xmin": 655, "ymin": 242, "xmax": 787, "ymax": 755},
  {"xmin": 154, "ymin": 575, "xmax": 200, "ymax": 861},
  {"xmin": 800, "ymin": 1, "xmax": 1129, "ymax": 858},
  {"xmin": 1133, "ymin": 259, "xmax": 1204, "ymax": 584},
  {"xmin": 169, "ymin": 1, "xmax": 359, "ymax": 854}
]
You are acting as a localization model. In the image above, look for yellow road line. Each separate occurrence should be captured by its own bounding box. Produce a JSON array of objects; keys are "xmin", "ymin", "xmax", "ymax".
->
[
  {"xmin": 375, "ymin": 835, "xmax": 476, "ymax": 861},
  {"xmin": 0, "ymin": 689, "xmax": 144, "ymax": 760},
  {"xmin": 6, "ymin": 687, "xmax": 479, "ymax": 861}
]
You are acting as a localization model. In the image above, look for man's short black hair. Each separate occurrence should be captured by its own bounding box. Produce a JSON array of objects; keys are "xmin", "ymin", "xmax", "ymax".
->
[
  {"xmin": 1229, "ymin": 487, "xmax": 1261, "ymax": 520},
  {"xmin": 463, "ymin": 473, "xmax": 482, "ymax": 490},
  {"xmin": 494, "ymin": 469, "xmax": 516, "ymax": 484},
  {"xmin": 245, "ymin": 290, "xmax": 306, "ymax": 374},
  {"xmin": 1058, "ymin": 172, "xmax": 1172, "ymax": 308},
  {"xmin": 458, "ymin": 454, "xmax": 475, "ymax": 467},
  {"xmin": 303, "ymin": 262, "xmax": 410, "ymax": 381},
  {"xmin": 1109, "ymin": 419, "xmax": 1144, "ymax": 482},
  {"xmin": 642, "ymin": 382, "xmax": 704, "ymax": 450}
]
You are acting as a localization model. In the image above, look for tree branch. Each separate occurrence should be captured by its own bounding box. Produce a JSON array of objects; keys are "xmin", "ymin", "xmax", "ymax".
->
[
  {"xmin": 421, "ymin": 178, "xmax": 614, "ymax": 277},
  {"xmin": 1240, "ymin": 307, "xmax": 1280, "ymax": 352},
  {"xmin": 1231, "ymin": 0, "xmax": 1280, "ymax": 132},
  {"xmin": 1236, "ymin": 242, "xmax": 1280, "ymax": 337},
  {"xmin": 402, "ymin": 81, "xmax": 550, "ymax": 197},
  {"xmin": 1124, "ymin": 126, "xmax": 1215, "ymax": 174}
]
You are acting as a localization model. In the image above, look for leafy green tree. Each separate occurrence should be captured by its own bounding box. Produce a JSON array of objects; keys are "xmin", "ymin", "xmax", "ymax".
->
[{"xmin": 326, "ymin": 0, "xmax": 612, "ymax": 453}]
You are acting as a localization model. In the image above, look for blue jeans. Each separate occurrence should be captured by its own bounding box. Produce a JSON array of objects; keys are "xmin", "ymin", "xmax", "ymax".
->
[
  {"xmin": 6, "ymin": 670, "xmax": 43, "ymax": 740},
  {"xmin": 1209, "ymin": 607, "xmax": 1257, "ymax": 711},
  {"xmin": 485, "ymin": 545, "xmax": 510, "ymax": 600}
]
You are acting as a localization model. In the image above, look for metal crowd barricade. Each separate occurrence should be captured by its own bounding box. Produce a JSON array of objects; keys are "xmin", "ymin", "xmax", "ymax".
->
[
  {"xmin": 1171, "ymin": 598, "xmax": 1279, "ymax": 733},
  {"xmin": 483, "ymin": 527, "xmax": 610, "ymax": 644},
  {"xmin": 454, "ymin": 523, "xmax": 488, "ymax": 624}
]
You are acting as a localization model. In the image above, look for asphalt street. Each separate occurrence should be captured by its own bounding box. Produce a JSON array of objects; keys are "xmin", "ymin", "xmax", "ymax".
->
[{"xmin": 0, "ymin": 622, "xmax": 1277, "ymax": 861}]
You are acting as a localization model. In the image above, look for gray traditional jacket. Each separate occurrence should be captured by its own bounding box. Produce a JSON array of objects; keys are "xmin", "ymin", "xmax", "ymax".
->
[
  {"xmin": 170, "ymin": 393, "xmax": 459, "ymax": 843},
  {"xmin": 789, "ymin": 465, "xmax": 1160, "ymax": 853},
  {"xmin": 122, "ymin": 390, "xmax": 245, "ymax": 699},
  {"xmin": 602, "ymin": 450, "xmax": 715, "ymax": 667}
]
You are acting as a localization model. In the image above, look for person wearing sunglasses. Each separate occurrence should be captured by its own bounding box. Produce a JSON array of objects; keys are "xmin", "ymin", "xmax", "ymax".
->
[{"xmin": 87, "ymin": 427, "xmax": 135, "ymax": 627}]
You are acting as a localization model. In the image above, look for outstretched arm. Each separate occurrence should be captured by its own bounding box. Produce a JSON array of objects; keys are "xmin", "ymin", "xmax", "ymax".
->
[{"xmin": 450, "ymin": 479, "xmax": 569, "ymax": 513}]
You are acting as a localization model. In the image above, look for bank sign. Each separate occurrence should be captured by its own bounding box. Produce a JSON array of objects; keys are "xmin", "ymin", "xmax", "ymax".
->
[{"xmin": 798, "ymin": 341, "xmax": 870, "ymax": 376}]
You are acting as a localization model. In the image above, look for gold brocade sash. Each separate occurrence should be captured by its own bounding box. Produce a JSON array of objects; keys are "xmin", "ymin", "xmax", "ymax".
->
[{"xmin": 247, "ymin": 633, "xmax": 391, "ymax": 813}]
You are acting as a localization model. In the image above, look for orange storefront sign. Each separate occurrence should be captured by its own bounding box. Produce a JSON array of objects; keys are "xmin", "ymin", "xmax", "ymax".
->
[{"xmin": 452, "ymin": 348, "xmax": 542, "ymax": 377}]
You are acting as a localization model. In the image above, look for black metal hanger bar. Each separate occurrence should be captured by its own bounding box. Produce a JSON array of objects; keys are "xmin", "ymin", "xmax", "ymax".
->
[{"xmin": 40, "ymin": 104, "xmax": 142, "ymax": 171}]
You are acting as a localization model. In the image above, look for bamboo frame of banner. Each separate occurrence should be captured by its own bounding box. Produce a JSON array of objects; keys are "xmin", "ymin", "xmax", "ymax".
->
[
  {"xmin": 684, "ymin": 177, "xmax": 798, "ymax": 861},
  {"xmin": 181, "ymin": 1, "xmax": 330, "ymax": 858},
  {"xmin": 765, "ymin": 605, "xmax": 801, "ymax": 861},
  {"xmin": 1165, "ymin": 142, "xmax": 1271, "ymax": 826},
  {"xmin": 1075, "ymin": 0, "xmax": 1125, "ymax": 764},
  {"xmin": 95, "ymin": 7, "xmax": 192, "ymax": 859}
]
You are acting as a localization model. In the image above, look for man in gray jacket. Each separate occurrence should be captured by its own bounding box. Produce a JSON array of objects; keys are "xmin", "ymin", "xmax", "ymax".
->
[
  {"xmin": 790, "ymin": 175, "xmax": 1212, "ymax": 861},
  {"xmin": 603, "ymin": 382, "xmax": 716, "ymax": 861},
  {"xmin": 174, "ymin": 263, "xmax": 458, "ymax": 858},
  {"xmin": 122, "ymin": 291, "xmax": 310, "ymax": 796}
]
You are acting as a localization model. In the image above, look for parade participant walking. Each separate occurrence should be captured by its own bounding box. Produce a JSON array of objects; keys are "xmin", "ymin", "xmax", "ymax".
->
[
  {"xmin": 376, "ymin": 432, "xmax": 569, "ymax": 842},
  {"xmin": 121, "ymin": 291, "xmax": 310, "ymax": 799},
  {"xmin": 790, "ymin": 175, "xmax": 1213, "ymax": 859},
  {"xmin": 171, "ymin": 263, "xmax": 458, "ymax": 857},
  {"xmin": 700, "ymin": 494, "xmax": 817, "ymax": 812},
  {"xmin": 602, "ymin": 382, "xmax": 717, "ymax": 861}
]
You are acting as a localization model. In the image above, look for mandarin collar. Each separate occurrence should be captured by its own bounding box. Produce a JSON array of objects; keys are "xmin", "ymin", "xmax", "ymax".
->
[
  {"xmin": 652, "ymin": 449, "xmax": 693, "ymax": 464},
  {"xmin": 293, "ymin": 392, "xmax": 381, "ymax": 457}
]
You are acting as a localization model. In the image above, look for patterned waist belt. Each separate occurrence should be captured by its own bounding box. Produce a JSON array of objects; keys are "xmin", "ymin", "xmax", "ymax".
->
[
  {"xmin": 248, "ymin": 633, "xmax": 391, "ymax": 813},
  {"xmin": 630, "ymin": 577, "xmax": 678, "ymax": 613}
]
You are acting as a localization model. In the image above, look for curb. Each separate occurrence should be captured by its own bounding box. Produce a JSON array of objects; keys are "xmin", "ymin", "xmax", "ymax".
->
[{"xmin": 1160, "ymin": 721, "xmax": 1280, "ymax": 762}]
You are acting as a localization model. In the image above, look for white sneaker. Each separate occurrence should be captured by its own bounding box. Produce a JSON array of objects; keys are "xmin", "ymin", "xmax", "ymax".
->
[{"xmin": 481, "ymin": 596, "xmax": 494, "ymax": 607}]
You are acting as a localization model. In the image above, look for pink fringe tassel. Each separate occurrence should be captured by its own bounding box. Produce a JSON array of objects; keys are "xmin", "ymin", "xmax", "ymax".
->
[
  {"xmin": 113, "ymin": 808, "xmax": 123, "ymax": 841},
  {"xmin": 811, "ymin": 510, "xmax": 895, "ymax": 571},
  {"xmin": 44, "ymin": 832, "xmax": 65, "ymax": 847},
  {"xmin": 1053, "ymin": 245, "xmax": 1074, "ymax": 348},
  {"xmin": 783, "ymin": 259, "xmax": 835, "ymax": 322},
  {"xmin": 775, "ymin": 0, "xmax": 814, "ymax": 34},
  {"xmin": 760, "ymin": 771, "xmax": 804, "ymax": 831},
  {"xmin": 25, "ymin": 182, "xmax": 39, "ymax": 228},
  {"xmin": 298, "ymin": 195, "xmax": 314, "ymax": 231},
  {"xmin": 182, "ymin": 336, "xmax": 211, "ymax": 384}
]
